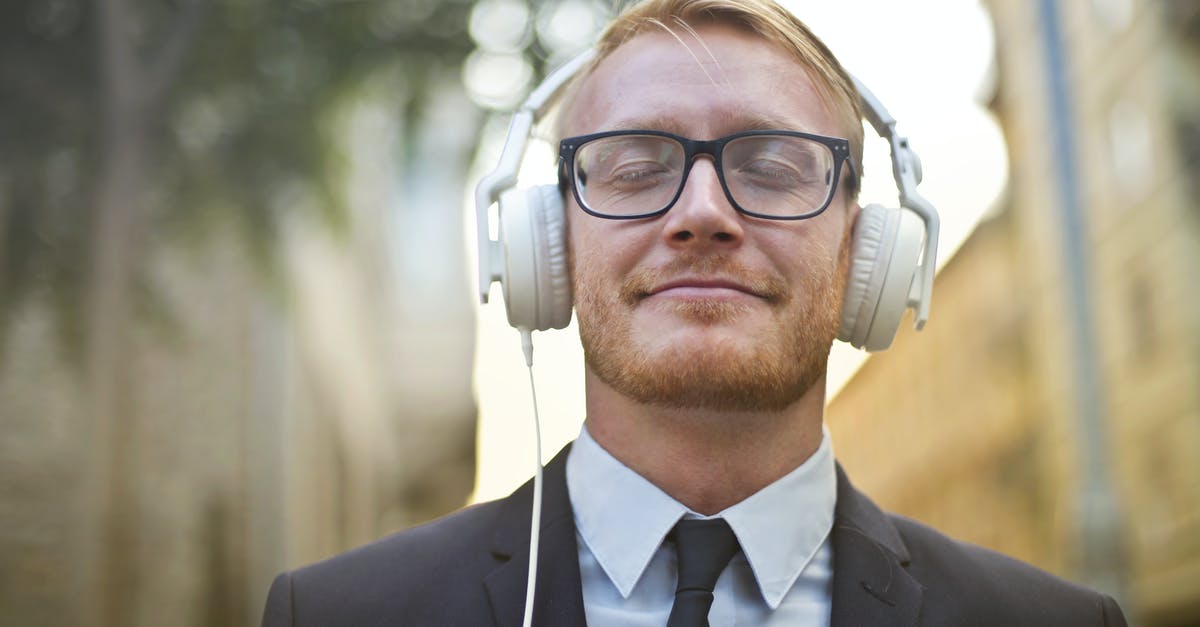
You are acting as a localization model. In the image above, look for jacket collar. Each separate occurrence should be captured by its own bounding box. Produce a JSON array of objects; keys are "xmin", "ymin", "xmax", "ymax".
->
[
  {"xmin": 484, "ymin": 445, "xmax": 587, "ymax": 627},
  {"xmin": 483, "ymin": 447, "xmax": 923, "ymax": 627},
  {"xmin": 829, "ymin": 464, "xmax": 924, "ymax": 627}
]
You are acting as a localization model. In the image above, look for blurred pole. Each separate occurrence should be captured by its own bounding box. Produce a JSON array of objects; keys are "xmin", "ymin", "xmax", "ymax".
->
[
  {"xmin": 1036, "ymin": 0, "xmax": 1129, "ymax": 609},
  {"xmin": 90, "ymin": 0, "xmax": 146, "ymax": 623}
]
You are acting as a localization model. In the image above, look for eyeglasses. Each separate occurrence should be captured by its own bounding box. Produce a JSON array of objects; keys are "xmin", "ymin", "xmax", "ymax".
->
[{"xmin": 558, "ymin": 129, "xmax": 854, "ymax": 220}]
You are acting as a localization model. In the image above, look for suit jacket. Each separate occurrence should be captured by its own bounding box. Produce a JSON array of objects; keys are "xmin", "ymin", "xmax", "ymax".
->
[{"xmin": 262, "ymin": 446, "xmax": 1127, "ymax": 626}]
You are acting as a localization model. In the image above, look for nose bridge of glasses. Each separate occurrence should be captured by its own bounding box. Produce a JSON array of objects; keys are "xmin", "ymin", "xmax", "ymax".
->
[
  {"xmin": 679, "ymin": 151, "xmax": 725, "ymax": 199},
  {"xmin": 683, "ymin": 137, "xmax": 722, "ymax": 170},
  {"xmin": 677, "ymin": 137, "xmax": 745, "ymax": 217},
  {"xmin": 679, "ymin": 136, "xmax": 723, "ymax": 184}
]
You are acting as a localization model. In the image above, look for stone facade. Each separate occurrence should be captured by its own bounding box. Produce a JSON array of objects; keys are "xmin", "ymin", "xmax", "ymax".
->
[{"xmin": 827, "ymin": 1, "xmax": 1200, "ymax": 624}]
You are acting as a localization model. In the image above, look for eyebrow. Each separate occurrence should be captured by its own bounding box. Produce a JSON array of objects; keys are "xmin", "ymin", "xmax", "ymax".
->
[{"xmin": 602, "ymin": 111, "xmax": 802, "ymax": 137}]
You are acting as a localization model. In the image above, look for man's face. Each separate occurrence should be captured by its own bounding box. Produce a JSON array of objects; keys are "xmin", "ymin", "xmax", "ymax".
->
[{"xmin": 564, "ymin": 23, "xmax": 856, "ymax": 412}]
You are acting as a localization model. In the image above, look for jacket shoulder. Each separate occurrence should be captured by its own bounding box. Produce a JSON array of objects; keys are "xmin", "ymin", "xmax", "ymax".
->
[
  {"xmin": 263, "ymin": 499, "xmax": 509, "ymax": 626},
  {"xmin": 889, "ymin": 514, "xmax": 1127, "ymax": 626},
  {"xmin": 301, "ymin": 497, "xmax": 503, "ymax": 579}
]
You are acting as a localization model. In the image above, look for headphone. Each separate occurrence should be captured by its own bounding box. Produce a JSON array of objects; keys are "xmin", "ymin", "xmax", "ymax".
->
[{"xmin": 474, "ymin": 48, "xmax": 940, "ymax": 352}]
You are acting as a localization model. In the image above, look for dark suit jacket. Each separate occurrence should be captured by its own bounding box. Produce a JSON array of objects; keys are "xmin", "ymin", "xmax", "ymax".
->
[{"xmin": 262, "ymin": 446, "xmax": 1127, "ymax": 626}]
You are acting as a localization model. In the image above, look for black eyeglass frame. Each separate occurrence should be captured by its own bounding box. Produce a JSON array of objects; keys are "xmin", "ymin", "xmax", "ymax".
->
[{"xmin": 558, "ymin": 129, "xmax": 856, "ymax": 221}]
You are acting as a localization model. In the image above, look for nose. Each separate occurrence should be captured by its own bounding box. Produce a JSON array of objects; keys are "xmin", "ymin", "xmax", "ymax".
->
[{"xmin": 660, "ymin": 158, "xmax": 745, "ymax": 248}]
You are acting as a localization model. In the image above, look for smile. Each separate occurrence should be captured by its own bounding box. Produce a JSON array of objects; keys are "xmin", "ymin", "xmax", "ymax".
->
[{"xmin": 646, "ymin": 278, "xmax": 764, "ymax": 301}]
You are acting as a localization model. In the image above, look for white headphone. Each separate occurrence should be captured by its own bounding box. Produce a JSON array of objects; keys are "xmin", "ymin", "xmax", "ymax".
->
[{"xmin": 474, "ymin": 48, "xmax": 940, "ymax": 352}]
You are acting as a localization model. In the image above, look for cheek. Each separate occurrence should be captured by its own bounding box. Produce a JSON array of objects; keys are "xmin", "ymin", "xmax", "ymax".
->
[
  {"xmin": 567, "ymin": 220, "xmax": 648, "ymax": 279},
  {"xmin": 757, "ymin": 221, "xmax": 837, "ymax": 264},
  {"xmin": 566, "ymin": 222, "xmax": 611, "ymax": 290},
  {"xmin": 754, "ymin": 220, "xmax": 850, "ymax": 292},
  {"xmin": 565, "ymin": 222, "xmax": 589, "ymax": 275},
  {"xmin": 564, "ymin": 212, "xmax": 585, "ymax": 264}
]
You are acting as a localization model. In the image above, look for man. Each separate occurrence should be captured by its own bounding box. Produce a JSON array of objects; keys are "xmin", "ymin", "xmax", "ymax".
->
[{"xmin": 262, "ymin": 1, "xmax": 1128, "ymax": 625}]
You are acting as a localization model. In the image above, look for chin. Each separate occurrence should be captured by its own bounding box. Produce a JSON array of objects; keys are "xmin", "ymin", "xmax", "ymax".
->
[
  {"xmin": 585, "ymin": 320, "xmax": 833, "ymax": 413},
  {"xmin": 655, "ymin": 298, "xmax": 755, "ymax": 326},
  {"xmin": 634, "ymin": 297, "xmax": 769, "ymax": 338}
]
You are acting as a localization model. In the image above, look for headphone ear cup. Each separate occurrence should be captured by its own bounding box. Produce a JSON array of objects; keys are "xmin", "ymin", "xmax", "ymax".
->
[
  {"xmin": 498, "ymin": 184, "xmax": 573, "ymax": 331},
  {"xmin": 839, "ymin": 204, "xmax": 924, "ymax": 351}
]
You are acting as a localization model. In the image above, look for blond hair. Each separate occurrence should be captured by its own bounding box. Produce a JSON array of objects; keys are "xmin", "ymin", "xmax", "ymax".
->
[{"xmin": 561, "ymin": 0, "xmax": 863, "ymax": 197}]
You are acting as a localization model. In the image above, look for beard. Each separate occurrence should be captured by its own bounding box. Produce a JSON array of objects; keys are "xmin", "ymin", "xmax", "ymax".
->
[{"xmin": 573, "ymin": 230, "xmax": 850, "ymax": 412}]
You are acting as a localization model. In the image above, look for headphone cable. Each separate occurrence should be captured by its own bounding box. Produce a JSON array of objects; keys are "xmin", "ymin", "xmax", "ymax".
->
[{"xmin": 519, "ymin": 328, "xmax": 542, "ymax": 627}]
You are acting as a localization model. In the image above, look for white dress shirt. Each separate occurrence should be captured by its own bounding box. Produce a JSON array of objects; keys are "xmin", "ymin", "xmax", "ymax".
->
[{"xmin": 565, "ymin": 425, "xmax": 837, "ymax": 626}]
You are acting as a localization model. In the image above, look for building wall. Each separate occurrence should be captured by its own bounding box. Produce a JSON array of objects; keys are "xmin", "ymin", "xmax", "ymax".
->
[
  {"xmin": 0, "ymin": 85, "xmax": 481, "ymax": 627},
  {"xmin": 828, "ymin": 0, "xmax": 1200, "ymax": 623}
]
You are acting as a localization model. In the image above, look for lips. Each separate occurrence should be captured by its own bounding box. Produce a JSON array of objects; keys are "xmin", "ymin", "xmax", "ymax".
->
[
  {"xmin": 646, "ymin": 277, "xmax": 765, "ymax": 299},
  {"xmin": 618, "ymin": 257, "xmax": 790, "ymax": 306}
]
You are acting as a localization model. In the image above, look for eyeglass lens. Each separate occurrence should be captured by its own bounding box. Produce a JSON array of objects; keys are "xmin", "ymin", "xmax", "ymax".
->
[{"xmin": 574, "ymin": 134, "xmax": 836, "ymax": 218}]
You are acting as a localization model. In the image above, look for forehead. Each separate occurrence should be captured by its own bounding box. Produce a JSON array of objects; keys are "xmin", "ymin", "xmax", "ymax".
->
[{"xmin": 564, "ymin": 23, "xmax": 836, "ymax": 139}]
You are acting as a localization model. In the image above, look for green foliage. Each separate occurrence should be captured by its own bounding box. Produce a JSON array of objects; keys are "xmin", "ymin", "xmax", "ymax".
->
[{"xmin": 0, "ymin": 0, "xmax": 481, "ymax": 356}]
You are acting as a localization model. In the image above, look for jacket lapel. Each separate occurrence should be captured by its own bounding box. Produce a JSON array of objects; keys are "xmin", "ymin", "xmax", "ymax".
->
[
  {"xmin": 484, "ymin": 446, "xmax": 588, "ymax": 627},
  {"xmin": 829, "ymin": 465, "xmax": 923, "ymax": 627},
  {"xmin": 482, "ymin": 449, "xmax": 922, "ymax": 626}
]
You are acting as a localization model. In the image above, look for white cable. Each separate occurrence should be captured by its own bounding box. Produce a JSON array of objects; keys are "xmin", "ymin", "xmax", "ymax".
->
[{"xmin": 519, "ymin": 327, "xmax": 543, "ymax": 627}]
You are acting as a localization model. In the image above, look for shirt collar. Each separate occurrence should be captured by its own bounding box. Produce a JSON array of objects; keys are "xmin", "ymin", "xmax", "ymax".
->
[{"xmin": 566, "ymin": 424, "xmax": 837, "ymax": 610}]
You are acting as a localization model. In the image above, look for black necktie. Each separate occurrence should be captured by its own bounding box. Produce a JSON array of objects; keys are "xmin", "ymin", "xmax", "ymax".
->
[{"xmin": 667, "ymin": 518, "xmax": 741, "ymax": 627}]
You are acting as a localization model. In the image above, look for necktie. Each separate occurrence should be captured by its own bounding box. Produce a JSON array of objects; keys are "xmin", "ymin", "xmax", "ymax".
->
[{"xmin": 667, "ymin": 518, "xmax": 741, "ymax": 627}]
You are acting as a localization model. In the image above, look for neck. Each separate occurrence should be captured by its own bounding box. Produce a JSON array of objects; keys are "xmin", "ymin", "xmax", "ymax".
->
[{"xmin": 583, "ymin": 371, "xmax": 827, "ymax": 515}]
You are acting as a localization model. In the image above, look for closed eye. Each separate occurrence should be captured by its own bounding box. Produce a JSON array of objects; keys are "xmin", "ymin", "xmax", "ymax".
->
[{"xmin": 735, "ymin": 159, "xmax": 809, "ymax": 188}]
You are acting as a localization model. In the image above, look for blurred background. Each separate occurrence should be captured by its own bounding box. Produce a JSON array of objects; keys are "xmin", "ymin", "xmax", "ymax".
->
[{"xmin": 0, "ymin": 0, "xmax": 1196, "ymax": 625}]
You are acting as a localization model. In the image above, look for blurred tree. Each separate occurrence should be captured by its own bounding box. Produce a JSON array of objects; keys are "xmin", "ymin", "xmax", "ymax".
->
[
  {"xmin": 0, "ymin": 1, "xmax": 486, "ymax": 624},
  {"xmin": 0, "ymin": 0, "xmax": 597, "ymax": 623},
  {"xmin": 0, "ymin": 0, "xmax": 487, "ymax": 360}
]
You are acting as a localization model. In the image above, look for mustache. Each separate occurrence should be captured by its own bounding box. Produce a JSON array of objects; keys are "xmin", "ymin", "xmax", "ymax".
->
[{"xmin": 619, "ymin": 254, "xmax": 791, "ymax": 305}]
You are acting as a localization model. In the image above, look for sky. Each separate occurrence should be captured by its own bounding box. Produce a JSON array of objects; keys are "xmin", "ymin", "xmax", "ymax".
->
[{"xmin": 467, "ymin": 0, "xmax": 1007, "ymax": 503}]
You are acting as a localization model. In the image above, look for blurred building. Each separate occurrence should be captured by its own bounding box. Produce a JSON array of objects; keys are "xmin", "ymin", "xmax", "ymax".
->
[
  {"xmin": 828, "ymin": 0, "xmax": 1200, "ymax": 624},
  {"xmin": 0, "ymin": 87, "xmax": 479, "ymax": 626}
]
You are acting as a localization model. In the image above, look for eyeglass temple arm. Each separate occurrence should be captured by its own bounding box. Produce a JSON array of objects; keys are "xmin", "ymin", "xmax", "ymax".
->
[
  {"xmin": 474, "ymin": 49, "xmax": 598, "ymax": 304},
  {"xmin": 852, "ymin": 76, "xmax": 941, "ymax": 330}
]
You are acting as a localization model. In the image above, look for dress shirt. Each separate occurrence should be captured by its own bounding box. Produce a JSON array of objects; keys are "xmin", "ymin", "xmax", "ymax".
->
[{"xmin": 565, "ymin": 424, "xmax": 837, "ymax": 626}]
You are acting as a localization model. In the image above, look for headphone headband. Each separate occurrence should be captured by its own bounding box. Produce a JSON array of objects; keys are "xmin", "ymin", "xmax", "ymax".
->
[
  {"xmin": 475, "ymin": 50, "xmax": 597, "ymax": 304},
  {"xmin": 474, "ymin": 47, "xmax": 940, "ymax": 335},
  {"xmin": 852, "ymin": 77, "xmax": 940, "ymax": 329}
]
